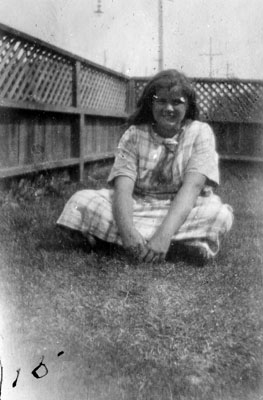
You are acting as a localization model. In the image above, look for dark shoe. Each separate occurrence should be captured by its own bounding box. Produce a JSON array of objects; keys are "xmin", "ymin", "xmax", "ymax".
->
[{"xmin": 168, "ymin": 239, "xmax": 218, "ymax": 266}]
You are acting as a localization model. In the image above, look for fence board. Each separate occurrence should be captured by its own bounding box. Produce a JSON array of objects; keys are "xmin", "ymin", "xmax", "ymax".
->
[
  {"xmin": 18, "ymin": 117, "xmax": 29, "ymax": 165},
  {"xmin": 32, "ymin": 117, "xmax": 45, "ymax": 164},
  {"xmin": 44, "ymin": 119, "xmax": 53, "ymax": 162},
  {"xmin": 0, "ymin": 113, "xmax": 19, "ymax": 167},
  {"xmin": 212, "ymin": 122, "xmax": 263, "ymax": 159},
  {"xmin": 0, "ymin": 117, "xmax": 10, "ymax": 168}
]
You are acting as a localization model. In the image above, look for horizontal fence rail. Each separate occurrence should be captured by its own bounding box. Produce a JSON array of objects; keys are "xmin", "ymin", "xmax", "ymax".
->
[{"xmin": 0, "ymin": 22, "xmax": 263, "ymax": 180}]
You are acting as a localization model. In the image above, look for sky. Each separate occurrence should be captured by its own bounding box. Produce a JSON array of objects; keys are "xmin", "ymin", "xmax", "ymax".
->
[{"xmin": 0, "ymin": 0, "xmax": 263, "ymax": 79}]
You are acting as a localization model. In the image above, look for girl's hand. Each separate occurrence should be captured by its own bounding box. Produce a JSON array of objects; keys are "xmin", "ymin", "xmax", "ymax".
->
[
  {"xmin": 140, "ymin": 172, "xmax": 207, "ymax": 263},
  {"xmin": 142, "ymin": 234, "xmax": 170, "ymax": 263},
  {"xmin": 122, "ymin": 228, "xmax": 147, "ymax": 260}
]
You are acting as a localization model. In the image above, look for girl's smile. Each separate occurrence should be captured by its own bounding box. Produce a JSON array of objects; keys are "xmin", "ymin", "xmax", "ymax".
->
[{"xmin": 152, "ymin": 86, "xmax": 188, "ymax": 138}]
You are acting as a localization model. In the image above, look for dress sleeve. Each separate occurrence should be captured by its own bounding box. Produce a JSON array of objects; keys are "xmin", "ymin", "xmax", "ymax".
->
[
  {"xmin": 107, "ymin": 126, "xmax": 138, "ymax": 185},
  {"xmin": 185, "ymin": 123, "xmax": 219, "ymax": 186}
]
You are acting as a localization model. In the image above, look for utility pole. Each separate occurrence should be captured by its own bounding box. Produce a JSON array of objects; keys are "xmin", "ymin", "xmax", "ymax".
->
[
  {"xmin": 158, "ymin": 0, "xmax": 164, "ymax": 72},
  {"xmin": 200, "ymin": 37, "xmax": 222, "ymax": 78},
  {"xmin": 157, "ymin": 0, "xmax": 173, "ymax": 72}
]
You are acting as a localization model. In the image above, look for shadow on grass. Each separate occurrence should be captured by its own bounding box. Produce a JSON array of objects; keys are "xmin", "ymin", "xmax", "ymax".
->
[
  {"xmin": 37, "ymin": 226, "xmax": 212, "ymax": 270},
  {"xmin": 36, "ymin": 224, "xmax": 128, "ymax": 263}
]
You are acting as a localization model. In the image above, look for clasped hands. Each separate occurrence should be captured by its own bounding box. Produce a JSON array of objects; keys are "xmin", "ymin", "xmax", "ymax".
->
[{"xmin": 123, "ymin": 228, "xmax": 170, "ymax": 263}]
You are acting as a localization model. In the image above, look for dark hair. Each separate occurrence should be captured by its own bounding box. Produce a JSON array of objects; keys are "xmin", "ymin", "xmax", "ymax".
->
[{"xmin": 127, "ymin": 69, "xmax": 199, "ymax": 126}]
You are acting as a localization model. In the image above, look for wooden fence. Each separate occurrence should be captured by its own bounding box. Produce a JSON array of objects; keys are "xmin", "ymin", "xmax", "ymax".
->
[
  {"xmin": 0, "ymin": 23, "xmax": 263, "ymax": 180},
  {"xmin": 0, "ymin": 23, "xmax": 129, "ymax": 180}
]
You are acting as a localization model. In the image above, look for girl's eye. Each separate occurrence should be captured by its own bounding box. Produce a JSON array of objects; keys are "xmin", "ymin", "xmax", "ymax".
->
[
  {"xmin": 153, "ymin": 97, "xmax": 185, "ymax": 106},
  {"xmin": 171, "ymin": 100, "xmax": 182, "ymax": 106},
  {"xmin": 155, "ymin": 99, "xmax": 166, "ymax": 105}
]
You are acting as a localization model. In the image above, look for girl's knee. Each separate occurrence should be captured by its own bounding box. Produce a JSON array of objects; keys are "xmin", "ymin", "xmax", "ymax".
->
[
  {"xmin": 220, "ymin": 204, "xmax": 234, "ymax": 233},
  {"xmin": 205, "ymin": 200, "xmax": 233, "ymax": 234},
  {"xmin": 71, "ymin": 189, "xmax": 96, "ymax": 202}
]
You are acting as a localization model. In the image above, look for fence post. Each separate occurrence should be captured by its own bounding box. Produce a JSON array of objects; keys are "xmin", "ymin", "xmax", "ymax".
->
[
  {"xmin": 126, "ymin": 78, "xmax": 136, "ymax": 115},
  {"xmin": 73, "ymin": 60, "xmax": 84, "ymax": 182}
]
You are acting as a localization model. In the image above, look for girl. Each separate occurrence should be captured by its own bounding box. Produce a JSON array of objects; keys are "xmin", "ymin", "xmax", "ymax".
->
[{"xmin": 57, "ymin": 69, "xmax": 233, "ymax": 263}]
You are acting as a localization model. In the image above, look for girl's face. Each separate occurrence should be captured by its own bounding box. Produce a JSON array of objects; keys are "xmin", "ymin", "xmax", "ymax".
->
[{"xmin": 152, "ymin": 85, "xmax": 188, "ymax": 138}]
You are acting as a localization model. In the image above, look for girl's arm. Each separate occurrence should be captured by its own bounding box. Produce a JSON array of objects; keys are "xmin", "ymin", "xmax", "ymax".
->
[
  {"xmin": 113, "ymin": 176, "xmax": 147, "ymax": 254},
  {"xmin": 142, "ymin": 171, "xmax": 206, "ymax": 262}
]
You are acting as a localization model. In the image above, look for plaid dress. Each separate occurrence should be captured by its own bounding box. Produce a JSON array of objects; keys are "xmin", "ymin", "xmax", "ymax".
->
[{"xmin": 57, "ymin": 120, "xmax": 233, "ymax": 252}]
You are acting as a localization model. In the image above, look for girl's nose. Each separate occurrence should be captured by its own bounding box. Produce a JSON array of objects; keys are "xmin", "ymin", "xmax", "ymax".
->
[{"xmin": 164, "ymin": 102, "xmax": 174, "ymax": 112}]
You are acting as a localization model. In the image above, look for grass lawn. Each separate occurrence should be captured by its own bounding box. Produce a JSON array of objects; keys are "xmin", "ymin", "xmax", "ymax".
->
[{"xmin": 0, "ymin": 161, "xmax": 262, "ymax": 400}]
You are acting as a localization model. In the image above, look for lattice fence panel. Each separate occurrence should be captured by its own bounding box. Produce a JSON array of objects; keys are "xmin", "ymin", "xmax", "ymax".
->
[
  {"xmin": 193, "ymin": 79, "xmax": 263, "ymax": 122},
  {"xmin": 80, "ymin": 65, "xmax": 127, "ymax": 114},
  {"xmin": 0, "ymin": 30, "xmax": 73, "ymax": 106},
  {"xmin": 134, "ymin": 78, "xmax": 263, "ymax": 123}
]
